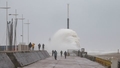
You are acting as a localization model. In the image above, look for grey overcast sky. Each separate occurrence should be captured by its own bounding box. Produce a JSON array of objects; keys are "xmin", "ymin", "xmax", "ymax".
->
[{"xmin": 0, "ymin": 0, "xmax": 120, "ymax": 53}]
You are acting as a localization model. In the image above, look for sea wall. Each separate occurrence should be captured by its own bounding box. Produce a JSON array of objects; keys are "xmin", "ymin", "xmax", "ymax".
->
[
  {"xmin": 0, "ymin": 53, "xmax": 15, "ymax": 68},
  {"xmin": 0, "ymin": 50, "xmax": 50, "ymax": 68}
]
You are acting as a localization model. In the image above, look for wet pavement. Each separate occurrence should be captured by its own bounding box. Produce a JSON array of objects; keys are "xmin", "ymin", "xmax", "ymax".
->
[{"xmin": 23, "ymin": 56, "xmax": 105, "ymax": 68}]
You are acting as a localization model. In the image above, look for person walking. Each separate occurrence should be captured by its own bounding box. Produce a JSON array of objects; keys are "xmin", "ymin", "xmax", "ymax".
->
[
  {"xmin": 32, "ymin": 43, "xmax": 35, "ymax": 50},
  {"xmin": 78, "ymin": 50, "xmax": 80, "ymax": 56},
  {"xmin": 42, "ymin": 44, "xmax": 45, "ymax": 50},
  {"xmin": 54, "ymin": 50, "xmax": 57, "ymax": 60},
  {"xmin": 28, "ymin": 42, "xmax": 32, "ymax": 50},
  {"xmin": 60, "ymin": 50, "xmax": 63, "ymax": 57},
  {"xmin": 64, "ymin": 51, "xmax": 67, "ymax": 59},
  {"xmin": 38, "ymin": 43, "xmax": 41, "ymax": 50},
  {"xmin": 52, "ymin": 50, "xmax": 54, "ymax": 56}
]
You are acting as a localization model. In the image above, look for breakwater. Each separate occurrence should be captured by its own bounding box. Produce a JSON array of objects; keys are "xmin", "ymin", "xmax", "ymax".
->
[{"xmin": 0, "ymin": 50, "xmax": 50, "ymax": 68}]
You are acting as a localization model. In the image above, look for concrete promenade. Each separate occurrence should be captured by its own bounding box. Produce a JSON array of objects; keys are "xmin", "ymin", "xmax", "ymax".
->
[{"xmin": 23, "ymin": 56, "xmax": 105, "ymax": 68}]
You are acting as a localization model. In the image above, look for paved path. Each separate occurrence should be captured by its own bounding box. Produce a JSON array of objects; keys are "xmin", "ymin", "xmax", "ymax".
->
[{"xmin": 23, "ymin": 56, "xmax": 105, "ymax": 68}]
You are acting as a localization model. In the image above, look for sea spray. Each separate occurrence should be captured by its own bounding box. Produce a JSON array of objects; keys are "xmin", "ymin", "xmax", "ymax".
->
[{"xmin": 50, "ymin": 29, "xmax": 80, "ymax": 52}]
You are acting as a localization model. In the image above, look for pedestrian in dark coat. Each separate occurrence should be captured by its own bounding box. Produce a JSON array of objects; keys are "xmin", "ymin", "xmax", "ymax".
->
[
  {"xmin": 54, "ymin": 50, "xmax": 57, "ymax": 60},
  {"xmin": 38, "ymin": 43, "xmax": 41, "ymax": 50},
  {"xmin": 28, "ymin": 42, "xmax": 32, "ymax": 50},
  {"xmin": 60, "ymin": 50, "xmax": 63, "ymax": 57},
  {"xmin": 78, "ymin": 50, "xmax": 80, "ymax": 56},
  {"xmin": 42, "ymin": 44, "xmax": 45, "ymax": 50},
  {"xmin": 64, "ymin": 51, "xmax": 67, "ymax": 59}
]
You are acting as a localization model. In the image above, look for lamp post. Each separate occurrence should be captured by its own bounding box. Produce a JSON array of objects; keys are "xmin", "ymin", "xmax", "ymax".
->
[
  {"xmin": 0, "ymin": 2, "xmax": 10, "ymax": 51},
  {"xmin": 24, "ymin": 20, "xmax": 30, "ymax": 44},
  {"xmin": 9, "ymin": 9, "xmax": 18, "ymax": 51},
  {"xmin": 17, "ymin": 15, "xmax": 25, "ymax": 44},
  {"xmin": 67, "ymin": 4, "xmax": 69, "ymax": 29}
]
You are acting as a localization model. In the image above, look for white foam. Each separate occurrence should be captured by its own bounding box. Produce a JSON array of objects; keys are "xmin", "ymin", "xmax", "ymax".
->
[{"xmin": 49, "ymin": 29, "xmax": 80, "ymax": 52}]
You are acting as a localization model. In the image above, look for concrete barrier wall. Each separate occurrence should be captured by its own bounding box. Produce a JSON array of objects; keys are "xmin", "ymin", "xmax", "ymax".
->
[
  {"xmin": 85, "ymin": 55, "xmax": 112, "ymax": 68},
  {"xmin": 44, "ymin": 50, "xmax": 50, "ymax": 57},
  {"xmin": 0, "ymin": 50, "xmax": 50, "ymax": 68},
  {"xmin": 36, "ymin": 51, "xmax": 44, "ymax": 59},
  {"xmin": 0, "ymin": 53, "xmax": 15, "ymax": 68}
]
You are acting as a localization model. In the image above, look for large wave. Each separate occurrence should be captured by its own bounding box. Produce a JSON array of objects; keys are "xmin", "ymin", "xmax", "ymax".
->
[{"xmin": 50, "ymin": 29, "xmax": 80, "ymax": 52}]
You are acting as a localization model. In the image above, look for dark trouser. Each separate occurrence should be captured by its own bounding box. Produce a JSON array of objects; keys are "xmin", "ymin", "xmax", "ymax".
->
[
  {"xmin": 38, "ymin": 47, "xmax": 40, "ymax": 50},
  {"xmin": 55, "ymin": 55, "xmax": 57, "ymax": 60},
  {"xmin": 65, "ymin": 55, "xmax": 66, "ymax": 59},
  {"xmin": 61, "ymin": 54, "xmax": 62, "ymax": 57}
]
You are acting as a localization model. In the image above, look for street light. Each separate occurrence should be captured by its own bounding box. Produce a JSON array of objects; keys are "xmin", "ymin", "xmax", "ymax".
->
[
  {"xmin": 0, "ymin": 2, "xmax": 10, "ymax": 51},
  {"xmin": 9, "ymin": 9, "xmax": 18, "ymax": 51},
  {"xmin": 17, "ymin": 14, "xmax": 25, "ymax": 44},
  {"xmin": 24, "ymin": 20, "xmax": 30, "ymax": 44}
]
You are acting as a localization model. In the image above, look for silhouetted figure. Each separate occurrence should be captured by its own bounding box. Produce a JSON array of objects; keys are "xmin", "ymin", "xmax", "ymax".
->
[
  {"xmin": 54, "ymin": 50, "xmax": 57, "ymax": 60},
  {"xmin": 60, "ymin": 50, "xmax": 63, "ymax": 57},
  {"xmin": 64, "ymin": 51, "xmax": 67, "ymax": 59},
  {"xmin": 28, "ymin": 42, "xmax": 32, "ymax": 50},
  {"xmin": 42, "ymin": 44, "xmax": 45, "ymax": 50},
  {"xmin": 52, "ymin": 50, "xmax": 54, "ymax": 56},
  {"xmin": 78, "ymin": 50, "xmax": 80, "ymax": 56},
  {"xmin": 38, "ymin": 43, "xmax": 41, "ymax": 50}
]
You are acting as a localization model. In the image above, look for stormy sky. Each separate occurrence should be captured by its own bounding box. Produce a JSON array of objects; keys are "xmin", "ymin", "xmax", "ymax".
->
[{"xmin": 0, "ymin": 0, "xmax": 120, "ymax": 53}]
